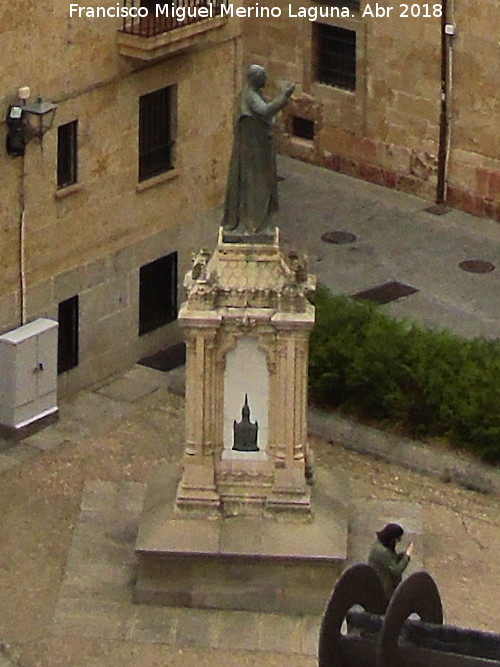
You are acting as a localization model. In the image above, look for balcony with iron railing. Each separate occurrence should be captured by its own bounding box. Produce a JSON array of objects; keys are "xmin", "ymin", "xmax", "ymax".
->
[{"xmin": 117, "ymin": 0, "xmax": 230, "ymax": 60}]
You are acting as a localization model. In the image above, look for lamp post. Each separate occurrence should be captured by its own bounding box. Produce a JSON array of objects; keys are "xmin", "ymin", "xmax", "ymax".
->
[
  {"xmin": 6, "ymin": 93, "xmax": 58, "ymax": 157},
  {"xmin": 23, "ymin": 96, "xmax": 58, "ymax": 138}
]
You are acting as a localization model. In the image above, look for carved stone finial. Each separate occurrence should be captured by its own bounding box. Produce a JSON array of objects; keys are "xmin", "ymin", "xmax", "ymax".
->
[{"xmin": 287, "ymin": 249, "xmax": 309, "ymax": 283}]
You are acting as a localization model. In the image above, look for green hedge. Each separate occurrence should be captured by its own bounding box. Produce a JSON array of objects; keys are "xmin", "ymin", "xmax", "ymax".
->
[{"xmin": 309, "ymin": 285, "xmax": 500, "ymax": 462}]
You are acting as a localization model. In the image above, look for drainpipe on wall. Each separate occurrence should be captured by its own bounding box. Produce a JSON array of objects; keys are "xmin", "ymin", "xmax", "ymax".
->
[
  {"xmin": 19, "ymin": 157, "xmax": 27, "ymax": 325},
  {"xmin": 436, "ymin": 0, "xmax": 454, "ymax": 205}
]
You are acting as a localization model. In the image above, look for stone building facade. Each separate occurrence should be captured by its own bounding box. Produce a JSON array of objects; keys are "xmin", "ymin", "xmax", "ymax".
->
[
  {"xmin": 0, "ymin": 1, "xmax": 241, "ymax": 396},
  {"xmin": 243, "ymin": 0, "xmax": 499, "ymax": 220}
]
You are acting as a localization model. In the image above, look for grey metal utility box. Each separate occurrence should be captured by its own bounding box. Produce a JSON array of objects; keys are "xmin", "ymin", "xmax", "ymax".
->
[{"xmin": 0, "ymin": 318, "xmax": 58, "ymax": 436}]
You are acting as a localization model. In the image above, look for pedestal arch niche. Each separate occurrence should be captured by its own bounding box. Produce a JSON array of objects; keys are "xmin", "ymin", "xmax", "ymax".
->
[
  {"xmin": 216, "ymin": 333, "xmax": 274, "ymax": 516},
  {"xmin": 223, "ymin": 336, "xmax": 268, "ymax": 461}
]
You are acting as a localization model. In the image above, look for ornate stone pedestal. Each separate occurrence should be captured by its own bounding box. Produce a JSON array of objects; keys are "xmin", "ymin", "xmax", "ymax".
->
[
  {"xmin": 134, "ymin": 228, "xmax": 348, "ymax": 612},
  {"xmin": 176, "ymin": 228, "xmax": 315, "ymax": 516}
]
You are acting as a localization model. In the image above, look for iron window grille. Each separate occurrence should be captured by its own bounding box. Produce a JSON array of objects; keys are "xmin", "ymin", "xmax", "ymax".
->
[
  {"xmin": 58, "ymin": 295, "xmax": 79, "ymax": 374},
  {"xmin": 139, "ymin": 252, "xmax": 178, "ymax": 335},
  {"xmin": 57, "ymin": 120, "xmax": 78, "ymax": 189},
  {"xmin": 139, "ymin": 86, "xmax": 175, "ymax": 182},
  {"xmin": 315, "ymin": 24, "xmax": 356, "ymax": 91}
]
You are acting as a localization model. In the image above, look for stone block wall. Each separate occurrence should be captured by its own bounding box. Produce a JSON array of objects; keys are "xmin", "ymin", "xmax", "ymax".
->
[
  {"xmin": 243, "ymin": 0, "xmax": 500, "ymax": 220},
  {"xmin": 135, "ymin": 552, "xmax": 343, "ymax": 614},
  {"xmin": 0, "ymin": 6, "xmax": 241, "ymax": 394},
  {"xmin": 445, "ymin": 0, "xmax": 499, "ymax": 219}
]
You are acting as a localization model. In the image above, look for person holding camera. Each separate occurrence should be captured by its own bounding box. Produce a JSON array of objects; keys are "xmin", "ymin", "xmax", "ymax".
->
[{"xmin": 368, "ymin": 522, "xmax": 414, "ymax": 602}]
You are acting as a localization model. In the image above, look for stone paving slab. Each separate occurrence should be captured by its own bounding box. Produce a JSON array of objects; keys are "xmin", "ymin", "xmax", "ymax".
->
[
  {"xmin": 94, "ymin": 375, "xmax": 160, "ymax": 403},
  {"xmin": 53, "ymin": 477, "xmax": 423, "ymax": 658},
  {"xmin": 20, "ymin": 430, "xmax": 70, "ymax": 452},
  {"xmin": 0, "ymin": 443, "xmax": 39, "ymax": 464},
  {"xmin": 136, "ymin": 462, "xmax": 348, "ymax": 561},
  {"xmin": 0, "ymin": 453, "xmax": 19, "ymax": 474},
  {"xmin": 0, "ymin": 648, "xmax": 19, "ymax": 667},
  {"xmin": 58, "ymin": 391, "xmax": 134, "ymax": 436},
  {"xmin": 53, "ymin": 480, "xmax": 322, "ymax": 658},
  {"xmin": 125, "ymin": 363, "xmax": 175, "ymax": 388}
]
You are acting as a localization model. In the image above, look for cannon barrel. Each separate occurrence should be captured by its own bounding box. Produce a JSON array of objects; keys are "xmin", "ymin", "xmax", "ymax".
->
[{"xmin": 319, "ymin": 564, "xmax": 500, "ymax": 666}]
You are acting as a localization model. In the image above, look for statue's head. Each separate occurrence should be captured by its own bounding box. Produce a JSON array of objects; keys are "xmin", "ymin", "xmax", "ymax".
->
[{"xmin": 247, "ymin": 64, "xmax": 267, "ymax": 89}]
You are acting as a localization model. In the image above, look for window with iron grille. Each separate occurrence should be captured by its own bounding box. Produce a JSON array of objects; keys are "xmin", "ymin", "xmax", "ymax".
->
[
  {"xmin": 139, "ymin": 252, "xmax": 178, "ymax": 335},
  {"xmin": 314, "ymin": 24, "xmax": 356, "ymax": 91},
  {"xmin": 58, "ymin": 295, "xmax": 79, "ymax": 374},
  {"xmin": 57, "ymin": 120, "xmax": 78, "ymax": 188},
  {"xmin": 139, "ymin": 86, "xmax": 175, "ymax": 182}
]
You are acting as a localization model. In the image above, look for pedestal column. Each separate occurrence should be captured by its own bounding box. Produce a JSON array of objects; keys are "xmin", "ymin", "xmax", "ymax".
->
[
  {"xmin": 176, "ymin": 317, "xmax": 221, "ymax": 512},
  {"xmin": 266, "ymin": 313, "xmax": 314, "ymax": 514}
]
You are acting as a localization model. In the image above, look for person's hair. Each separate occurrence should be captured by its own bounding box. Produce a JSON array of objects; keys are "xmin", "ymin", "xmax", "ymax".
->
[{"xmin": 376, "ymin": 523, "xmax": 404, "ymax": 552}]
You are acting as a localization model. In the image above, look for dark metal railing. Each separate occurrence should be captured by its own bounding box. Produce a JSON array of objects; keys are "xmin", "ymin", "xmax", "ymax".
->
[{"xmin": 121, "ymin": 0, "xmax": 226, "ymax": 37}]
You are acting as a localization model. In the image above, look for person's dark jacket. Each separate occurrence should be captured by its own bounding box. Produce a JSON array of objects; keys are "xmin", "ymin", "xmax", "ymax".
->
[{"xmin": 368, "ymin": 539, "xmax": 410, "ymax": 599}]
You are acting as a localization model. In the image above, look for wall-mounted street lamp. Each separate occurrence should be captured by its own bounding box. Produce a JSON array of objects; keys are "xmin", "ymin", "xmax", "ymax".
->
[{"xmin": 6, "ymin": 87, "xmax": 57, "ymax": 157}]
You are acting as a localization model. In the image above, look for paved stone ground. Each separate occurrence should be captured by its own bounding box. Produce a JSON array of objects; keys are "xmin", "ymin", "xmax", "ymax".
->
[
  {"xmin": 276, "ymin": 156, "xmax": 500, "ymax": 340},
  {"xmin": 50, "ymin": 471, "xmax": 419, "ymax": 663},
  {"xmin": 0, "ymin": 159, "xmax": 499, "ymax": 664},
  {"xmin": 54, "ymin": 480, "xmax": 320, "ymax": 658},
  {"xmin": 0, "ymin": 364, "xmax": 498, "ymax": 666}
]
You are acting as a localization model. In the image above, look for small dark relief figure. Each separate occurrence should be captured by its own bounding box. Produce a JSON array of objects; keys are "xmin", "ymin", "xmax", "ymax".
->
[
  {"xmin": 223, "ymin": 65, "xmax": 295, "ymax": 240},
  {"xmin": 233, "ymin": 394, "xmax": 259, "ymax": 451}
]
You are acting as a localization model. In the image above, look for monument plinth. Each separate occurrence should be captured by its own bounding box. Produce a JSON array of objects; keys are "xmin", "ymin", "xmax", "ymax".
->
[
  {"xmin": 176, "ymin": 228, "xmax": 315, "ymax": 517},
  {"xmin": 134, "ymin": 229, "xmax": 348, "ymax": 613}
]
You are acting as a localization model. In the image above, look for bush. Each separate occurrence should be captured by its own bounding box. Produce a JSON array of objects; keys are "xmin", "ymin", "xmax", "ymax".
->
[{"xmin": 309, "ymin": 285, "xmax": 500, "ymax": 462}]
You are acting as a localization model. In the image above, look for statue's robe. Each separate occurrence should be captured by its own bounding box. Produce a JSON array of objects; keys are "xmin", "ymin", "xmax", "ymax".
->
[{"xmin": 223, "ymin": 87, "xmax": 288, "ymax": 235}]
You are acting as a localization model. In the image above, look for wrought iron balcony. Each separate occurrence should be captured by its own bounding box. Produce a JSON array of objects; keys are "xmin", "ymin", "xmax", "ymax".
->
[
  {"xmin": 118, "ymin": 0, "xmax": 230, "ymax": 59},
  {"xmin": 121, "ymin": 0, "xmax": 226, "ymax": 36}
]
